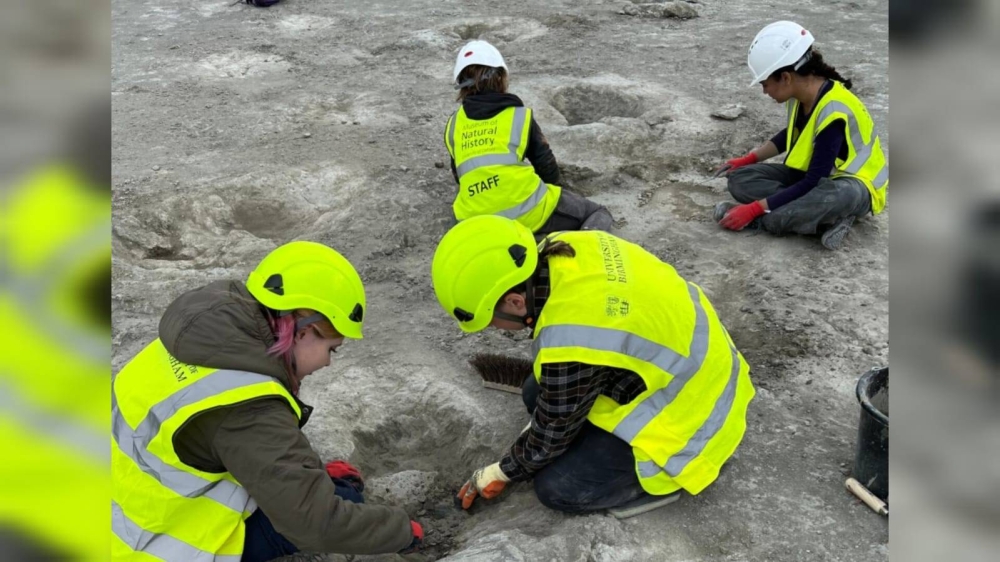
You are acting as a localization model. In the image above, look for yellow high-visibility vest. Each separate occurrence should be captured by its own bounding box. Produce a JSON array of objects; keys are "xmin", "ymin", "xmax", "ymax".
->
[
  {"xmin": 532, "ymin": 231, "xmax": 755, "ymax": 495},
  {"xmin": 111, "ymin": 339, "xmax": 301, "ymax": 561},
  {"xmin": 784, "ymin": 80, "xmax": 889, "ymax": 214},
  {"xmin": 445, "ymin": 106, "xmax": 561, "ymax": 232}
]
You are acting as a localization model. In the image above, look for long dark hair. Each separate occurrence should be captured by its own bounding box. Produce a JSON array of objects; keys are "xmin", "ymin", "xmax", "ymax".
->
[{"xmin": 770, "ymin": 48, "xmax": 853, "ymax": 90}]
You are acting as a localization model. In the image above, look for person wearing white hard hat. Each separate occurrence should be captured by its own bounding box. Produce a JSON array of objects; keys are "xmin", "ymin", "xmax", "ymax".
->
[
  {"xmin": 444, "ymin": 40, "xmax": 614, "ymax": 236},
  {"xmin": 712, "ymin": 21, "xmax": 888, "ymax": 250}
]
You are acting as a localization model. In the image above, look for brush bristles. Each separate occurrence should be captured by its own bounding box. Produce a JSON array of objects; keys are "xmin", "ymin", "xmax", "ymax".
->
[{"xmin": 468, "ymin": 353, "xmax": 533, "ymax": 390}]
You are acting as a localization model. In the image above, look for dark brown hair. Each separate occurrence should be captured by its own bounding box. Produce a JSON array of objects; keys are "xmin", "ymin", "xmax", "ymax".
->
[
  {"xmin": 456, "ymin": 64, "xmax": 509, "ymax": 101},
  {"xmin": 769, "ymin": 48, "xmax": 853, "ymax": 90}
]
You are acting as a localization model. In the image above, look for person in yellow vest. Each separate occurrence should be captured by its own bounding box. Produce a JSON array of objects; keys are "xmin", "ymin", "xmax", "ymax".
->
[
  {"xmin": 430, "ymin": 216, "xmax": 755, "ymax": 517},
  {"xmin": 111, "ymin": 242, "xmax": 423, "ymax": 561},
  {"xmin": 712, "ymin": 21, "xmax": 888, "ymax": 250},
  {"xmin": 445, "ymin": 40, "xmax": 614, "ymax": 235}
]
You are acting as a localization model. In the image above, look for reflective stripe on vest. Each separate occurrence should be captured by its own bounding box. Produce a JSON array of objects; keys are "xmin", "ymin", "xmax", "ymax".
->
[
  {"xmin": 111, "ymin": 369, "xmax": 274, "ymax": 514},
  {"xmin": 112, "ymin": 501, "xmax": 241, "ymax": 562},
  {"xmin": 638, "ymin": 340, "xmax": 741, "ymax": 478},
  {"xmin": 454, "ymin": 107, "xmax": 531, "ymax": 179},
  {"xmin": 813, "ymin": 101, "xmax": 889, "ymax": 189},
  {"xmin": 533, "ymin": 283, "xmax": 709, "ymax": 443},
  {"xmin": 495, "ymin": 180, "xmax": 548, "ymax": 220}
]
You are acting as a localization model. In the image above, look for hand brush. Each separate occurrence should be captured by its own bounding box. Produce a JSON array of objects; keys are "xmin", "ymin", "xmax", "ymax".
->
[{"xmin": 468, "ymin": 353, "xmax": 533, "ymax": 394}]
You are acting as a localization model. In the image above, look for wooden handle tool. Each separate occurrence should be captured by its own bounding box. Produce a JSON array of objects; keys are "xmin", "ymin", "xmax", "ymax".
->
[{"xmin": 845, "ymin": 477, "xmax": 888, "ymax": 516}]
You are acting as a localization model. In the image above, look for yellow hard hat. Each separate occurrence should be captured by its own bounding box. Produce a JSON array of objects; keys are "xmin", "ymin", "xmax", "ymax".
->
[
  {"xmin": 246, "ymin": 241, "xmax": 366, "ymax": 339},
  {"xmin": 431, "ymin": 215, "xmax": 538, "ymax": 333}
]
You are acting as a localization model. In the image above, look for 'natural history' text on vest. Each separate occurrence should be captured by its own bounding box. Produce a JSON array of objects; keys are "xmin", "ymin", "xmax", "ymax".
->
[{"xmin": 460, "ymin": 118, "xmax": 499, "ymax": 152}]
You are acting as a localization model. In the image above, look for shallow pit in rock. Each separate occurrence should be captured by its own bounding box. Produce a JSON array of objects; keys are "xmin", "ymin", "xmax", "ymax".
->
[
  {"xmin": 549, "ymin": 85, "xmax": 646, "ymax": 126},
  {"xmin": 343, "ymin": 406, "xmax": 507, "ymax": 559}
]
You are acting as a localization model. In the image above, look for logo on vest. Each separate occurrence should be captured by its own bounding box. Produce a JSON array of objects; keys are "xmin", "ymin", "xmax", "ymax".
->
[
  {"xmin": 459, "ymin": 119, "xmax": 499, "ymax": 152},
  {"xmin": 605, "ymin": 295, "xmax": 631, "ymax": 318},
  {"xmin": 598, "ymin": 235, "xmax": 627, "ymax": 284},
  {"xmin": 167, "ymin": 353, "xmax": 198, "ymax": 383}
]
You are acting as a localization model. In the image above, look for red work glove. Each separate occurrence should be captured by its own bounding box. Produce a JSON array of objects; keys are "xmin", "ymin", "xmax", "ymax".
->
[
  {"xmin": 713, "ymin": 152, "xmax": 758, "ymax": 177},
  {"xmin": 325, "ymin": 460, "xmax": 364, "ymax": 493},
  {"xmin": 398, "ymin": 520, "xmax": 423, "ymax": 554},
  {"xmin": 720, "ymin": 201, "xmax": 766, "ymax": 231}
]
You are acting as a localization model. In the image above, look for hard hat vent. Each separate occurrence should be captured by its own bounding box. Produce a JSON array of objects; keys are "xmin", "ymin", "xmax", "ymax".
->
[
  {"xmin": 264, "ymin": 274, "xmax": 284, "ymax": 296},
  {"xmin": 508, "ymin": 245, "xmax": 528, "ymax": 267},
  {"xmin": 349, "ymin": 303, "xmax": 364, "ymax": 322}
]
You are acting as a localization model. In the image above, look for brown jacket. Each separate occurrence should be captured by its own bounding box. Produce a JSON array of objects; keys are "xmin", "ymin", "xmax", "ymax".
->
[{"xmin": 158, "ymin": 280, "xmax": 412, "ymax": 554}]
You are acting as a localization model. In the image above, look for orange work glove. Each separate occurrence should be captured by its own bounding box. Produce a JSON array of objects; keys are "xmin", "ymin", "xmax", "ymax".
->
[{"xmin": 456, "ymin": 462, "xmax": 510, "ymax": 510}]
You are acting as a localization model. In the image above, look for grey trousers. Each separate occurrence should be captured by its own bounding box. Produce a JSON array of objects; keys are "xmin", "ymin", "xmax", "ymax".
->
[
  {"xmin": 727, "ymin": 163, "xmax": 872, "ymax": 235},
  {"xmin": 536, "ymin": 188, "xmax": 614, "ymax": 235}
]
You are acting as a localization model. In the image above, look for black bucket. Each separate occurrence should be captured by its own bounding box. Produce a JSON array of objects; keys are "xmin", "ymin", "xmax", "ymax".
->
[{"xmin": 853, "ymin": 367, "xmax": 889, "ymax": 501}]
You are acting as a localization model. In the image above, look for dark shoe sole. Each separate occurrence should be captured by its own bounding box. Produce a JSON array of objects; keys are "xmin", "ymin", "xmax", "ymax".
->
[
  {"xmin": 608, "ymin": 491, "xmax": 682, "ymax": 519},
  {"xmin": 713, "ymin": 202, "xmax": 737, "ymax": 223},
  {"xmin": 821, "ymin": 216, "xmax": 856, "ymax": 250}
]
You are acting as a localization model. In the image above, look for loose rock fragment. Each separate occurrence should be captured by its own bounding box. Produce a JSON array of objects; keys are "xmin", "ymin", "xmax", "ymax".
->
[
  {"xmin": 711, "ymin": 104, "xmax": 746, "ymax": 120},
  {"xmin": 620, "ymin": 2, "xmax": 700, "ymax": 19}
]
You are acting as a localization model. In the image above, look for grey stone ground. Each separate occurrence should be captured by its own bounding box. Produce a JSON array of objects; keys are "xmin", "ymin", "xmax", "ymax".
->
[{"xmin": 112, "ymin": 1, "xmax": 889, "ymax": 560}]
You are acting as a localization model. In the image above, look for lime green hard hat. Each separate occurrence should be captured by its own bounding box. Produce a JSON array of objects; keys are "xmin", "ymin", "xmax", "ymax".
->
[
  {"xmin": 246, "ymin": 241, "xmax": 366, "ymax": 339},
  {"xmin": 431, "ymin": 215, "xmax": 538, "ymax": 333}
]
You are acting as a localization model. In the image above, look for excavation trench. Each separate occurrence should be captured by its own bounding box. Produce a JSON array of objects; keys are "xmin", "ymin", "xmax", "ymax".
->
[{"xmin": 347, "ymin": 407, "xmax": 505, "ymax": 559}]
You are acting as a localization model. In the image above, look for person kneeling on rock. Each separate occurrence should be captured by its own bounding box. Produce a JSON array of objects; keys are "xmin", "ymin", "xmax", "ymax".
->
[
  {"xmin": 444, "ymin": 39, "xmax": 614, "ymax": 236},
  {"xmin": 112, "ymin": 241, "xmax": 422, "ymax": 561},
  {"xmin": 712, "ymin": 21, "xmax": 888, "ymax": 250},
  {"xmin": 430, "ymin": 216, "xmax": 755, "ymax": 517}
]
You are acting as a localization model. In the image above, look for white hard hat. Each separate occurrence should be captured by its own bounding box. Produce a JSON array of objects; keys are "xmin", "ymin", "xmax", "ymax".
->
[
  {"xmin": 453, "ymin": 40, "xmax": 508, "ymax": 85},
  {"xmin": 746, "ymin": 21, "xmax": 815, "ymax": 87}
]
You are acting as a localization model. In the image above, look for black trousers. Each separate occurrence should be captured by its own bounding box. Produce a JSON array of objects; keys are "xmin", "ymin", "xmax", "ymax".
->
[
  {"xmin": 727, "ymin": 163, "xmax": 872, "ymax": 235},
  {"xmin": 521, "ymin": 376, "xmax": 646, "ymax": 513},
  {"xmin": 535, "ymin": 189, "xmax": 614, "ymax": 234}
]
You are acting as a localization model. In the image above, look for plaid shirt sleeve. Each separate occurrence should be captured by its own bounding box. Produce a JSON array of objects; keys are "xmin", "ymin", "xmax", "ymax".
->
[{"xmin": 499, "ymin": 361, "xmax": 610, "ymax": 481}]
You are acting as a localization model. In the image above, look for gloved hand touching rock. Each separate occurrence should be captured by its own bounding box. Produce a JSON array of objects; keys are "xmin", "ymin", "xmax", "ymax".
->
[
  {"xmin": 325, "ymin": 460, "xmax": 364, "ymax": 494},
  {"xmin": 456, "ymin": 462, "xmax": 510, "ymax": 510},
  {"xmin": 720, "ymin": 200, "xmax": 766, "ymax": 231},
  {"xmin": 398, "ymin": 520, "xmax": 423, "ymax": 554}
]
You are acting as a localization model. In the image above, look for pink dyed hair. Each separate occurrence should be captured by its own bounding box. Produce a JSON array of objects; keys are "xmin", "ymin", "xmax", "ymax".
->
[
  {"xmin": 266, "ymin": 309, "xmax": 340, "ymax": 359},
  {"xmin": 267, "ymin": 314, "xmax": 298, "ymax": 357}
]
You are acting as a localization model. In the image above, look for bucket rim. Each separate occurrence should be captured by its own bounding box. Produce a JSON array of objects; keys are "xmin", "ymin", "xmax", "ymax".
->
[{"xmin": 856, "ymin": 366, "xmax": 888, "ymax": 426}]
